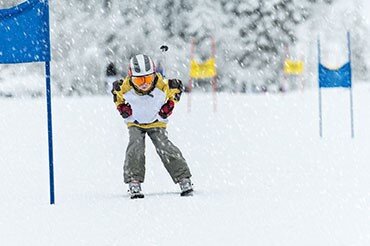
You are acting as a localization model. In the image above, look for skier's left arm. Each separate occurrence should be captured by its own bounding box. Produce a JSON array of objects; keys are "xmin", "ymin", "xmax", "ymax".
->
[
  {"xmin": 159, "ymin": 79, "xmax": 184, "ymax": 119},
  {"xmin": 167, "ymin": 79, "xmax": 184, "ymax": 102}
]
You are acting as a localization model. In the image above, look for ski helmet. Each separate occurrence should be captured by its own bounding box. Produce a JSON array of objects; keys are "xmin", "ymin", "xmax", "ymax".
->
[
  {"xmin": 128, "ymin": 54, "xmax": 156, "ymax": 92},
  {"xmin": 128, "ymin": 54, "xmax": 155, "ymax": 77}
]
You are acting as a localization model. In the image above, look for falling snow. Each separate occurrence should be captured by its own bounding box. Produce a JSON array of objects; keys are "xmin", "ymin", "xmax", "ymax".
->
[{"xmin": 0, "ymin": 0, "xmax": 370, "ymax": 245}]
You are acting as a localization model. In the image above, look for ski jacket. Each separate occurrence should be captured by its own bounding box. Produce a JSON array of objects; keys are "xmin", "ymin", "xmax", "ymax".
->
[{"xmin": 112, "ymin": 73, "xmax": 181, "ymax": 129}]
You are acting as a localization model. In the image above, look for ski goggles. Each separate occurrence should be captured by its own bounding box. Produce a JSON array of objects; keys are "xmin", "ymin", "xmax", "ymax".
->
[{"xmin": 131, "ymin": 74, "xmax": 155, "ymax": 89}]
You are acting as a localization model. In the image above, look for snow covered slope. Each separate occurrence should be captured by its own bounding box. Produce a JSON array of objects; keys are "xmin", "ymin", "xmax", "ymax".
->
[{"xmin": 0, "ymin": 84, "xmax": 370, "ymax": 245}]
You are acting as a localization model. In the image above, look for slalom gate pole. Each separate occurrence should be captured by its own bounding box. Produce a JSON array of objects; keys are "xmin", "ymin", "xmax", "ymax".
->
[
  {"xmin": 317, "ymin": 38, "xmax": 323, "ymax": 138},
  {"xmin": 45, "ymin": 61, "xmax": 55, "ymax": 204},
  {"xmin": 211, "ymin": 37, "xmax": 217, "ymax": 113},
  {"xmin": 347, "ymin": 31, "xmax": 354, "ymax": 138}
]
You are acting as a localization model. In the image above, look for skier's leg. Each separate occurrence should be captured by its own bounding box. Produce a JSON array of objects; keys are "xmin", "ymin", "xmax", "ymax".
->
[
  {"xmin": 147, "ymin": 128, "xmax": 192, "ymax": 183},
  {"xmin": 124, "ymin": 126, "xmax": 146, "ymax": 183}
]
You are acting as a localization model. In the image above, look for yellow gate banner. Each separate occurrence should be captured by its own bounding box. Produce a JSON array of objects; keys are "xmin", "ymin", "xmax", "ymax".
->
[
  {"xmin": 284, "ymin": 59, "xmax": 304, "ymax": 75},
  {"xmin": 189, "ymin": 58, "xmax": 217, "ymax": 79}
]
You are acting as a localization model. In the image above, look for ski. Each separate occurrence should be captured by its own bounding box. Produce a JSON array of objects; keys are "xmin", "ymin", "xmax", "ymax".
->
[
  {"xmin": 130, "ymin": 193, "xmax": 145, "ymax": 199},
  {"xmin": 180, "ymin": 189, "xmax": 194, "ymax": 197}
]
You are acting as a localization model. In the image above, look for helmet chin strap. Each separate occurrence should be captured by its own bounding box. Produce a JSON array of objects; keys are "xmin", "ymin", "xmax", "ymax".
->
[{"xmin": 130, "ymin": 74, "xmax": 158, "ymax": 96}]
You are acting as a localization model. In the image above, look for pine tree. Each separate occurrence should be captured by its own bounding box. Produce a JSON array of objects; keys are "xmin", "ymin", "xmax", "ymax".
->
[
  {"xmin": 219, "ymin": 0, "xmax": 335, "ymax": 91},
  {"xmin": 0, "ymin": 0, "xmax": 340, "ymax": 95},
  {"xmin": 350, "ymin": 0, "xmax": 368, "ymax": 81}
]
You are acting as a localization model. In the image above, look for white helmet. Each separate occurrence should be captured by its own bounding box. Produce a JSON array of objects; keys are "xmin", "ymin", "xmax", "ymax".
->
[{"xmin": 128, "ymin": 54, "xmax": 155, "ymax": 77}]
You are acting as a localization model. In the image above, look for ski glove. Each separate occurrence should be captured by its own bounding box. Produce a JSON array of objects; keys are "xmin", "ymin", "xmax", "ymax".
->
[
  {"xmin": 117, "ymin": 103, "xmax": 132, "ymax": 118},
  {"xmin": 112, "ymin": 79, "xmax": 124, "ymax": 103},
  {"xmin": 168, "ymin": 79, "xmax": 184, "ymax": 101},
  {"xmin": 159, "ymin": 100, "xmax": 175, "ymax": 119}
]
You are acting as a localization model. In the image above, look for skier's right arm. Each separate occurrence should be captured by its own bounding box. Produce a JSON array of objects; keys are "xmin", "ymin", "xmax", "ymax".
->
[{"xmin": 111, "ymin": 77, "xmax": 132, "ymax": 118}]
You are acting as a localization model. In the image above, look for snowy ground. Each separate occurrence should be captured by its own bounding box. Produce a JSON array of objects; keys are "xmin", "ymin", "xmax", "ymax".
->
[{"xmin": 1, "ymin": 84, "xmax": 370, "ymax": 245}]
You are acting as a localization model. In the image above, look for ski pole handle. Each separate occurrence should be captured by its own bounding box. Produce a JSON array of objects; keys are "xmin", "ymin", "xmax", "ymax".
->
[
  {"xmin": 160, "ymin": 45, "xmax": 168, "ymax": 52},
  {"xmin": 159, "ymin": 45, "xmax": 169, "ymax": 77}
]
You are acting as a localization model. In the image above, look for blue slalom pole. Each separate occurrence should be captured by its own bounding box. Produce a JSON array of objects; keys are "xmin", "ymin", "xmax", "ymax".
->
[
  {"xmin": 319, "ymin": 87, "xmax": 323, "ymax": 138},
  {"xmin": 318, "ymin": 37, "xmax": 323, "ymax": 138},
  {"xmin": 45, "ymin": 61, "xmax": 55, "ymax": 204},
  {"xmin": 349, "ymin": 85, "xmax": 354, "ymax": 138},
  {"xmin": 347, "ymin": 32, "xmax": 354, "ymax": 138}
]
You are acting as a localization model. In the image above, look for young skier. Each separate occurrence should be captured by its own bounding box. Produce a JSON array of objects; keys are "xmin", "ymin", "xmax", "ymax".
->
[{"xmin": 111, "ymin": 54, "xmax": 193, "ymax": 199}]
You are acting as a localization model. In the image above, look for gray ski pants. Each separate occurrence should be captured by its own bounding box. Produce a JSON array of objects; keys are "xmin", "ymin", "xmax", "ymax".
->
[{"xmin": 123, "ymin": 127, "xmax": 192, "ymax": 184}]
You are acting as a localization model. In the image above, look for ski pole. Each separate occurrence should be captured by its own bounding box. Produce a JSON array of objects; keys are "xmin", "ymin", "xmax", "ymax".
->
[{"xmin": 160, "ymin": 45, "xmax": 169, "ymax": 77}]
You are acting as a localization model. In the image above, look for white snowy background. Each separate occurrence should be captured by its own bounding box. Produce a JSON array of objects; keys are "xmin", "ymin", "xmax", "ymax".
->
[{"xmin": 0, "ymin": 0, "xmax": 370, "ymax": 245}]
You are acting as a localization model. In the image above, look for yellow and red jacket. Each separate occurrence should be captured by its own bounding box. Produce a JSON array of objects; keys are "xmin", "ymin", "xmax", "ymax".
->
[{"xmin": 112, "ymin": 73, "xmax": 181, "ymax": 129}]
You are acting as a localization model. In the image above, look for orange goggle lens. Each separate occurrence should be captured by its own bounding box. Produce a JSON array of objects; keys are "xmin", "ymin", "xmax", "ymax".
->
[{"xmin": 132, "ymin": 74, "xmax": 154, "ymax": 87}]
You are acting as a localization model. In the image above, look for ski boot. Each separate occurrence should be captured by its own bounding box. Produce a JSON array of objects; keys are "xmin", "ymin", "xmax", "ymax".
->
[
  {"xmin": 128, "ymin": 181, "xmax": 144, "ymax": 199},
  {"xmin": 179, "ymin": 178, "xmax": 193, "ymax": 196}
]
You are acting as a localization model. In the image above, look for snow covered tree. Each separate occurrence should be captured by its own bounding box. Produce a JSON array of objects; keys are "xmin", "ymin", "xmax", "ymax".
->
[
  {"xmin": 160, "ymin": 0, "xmax": 193, "ymax": 41},
  {"xmin": 349, "ymin": 0, "xmax": 369, "ymax": 82},
  {"xmin": 0, "ymin": 0, "xmax": 22, "ymax": 8},
  {"xmin": 50, "ymin": 0, "xmax": 106, "ymax": 95},
  {"xmin": 0, "ymin": 0, "xmax": 340, "ymax": 95},
  {"xmin": 219, "ymin": 0, "xmax": 335, "ymax": 91},
  {"xmin": 311, "ymin": 0, "xmax": 368, "ymax": 83}
]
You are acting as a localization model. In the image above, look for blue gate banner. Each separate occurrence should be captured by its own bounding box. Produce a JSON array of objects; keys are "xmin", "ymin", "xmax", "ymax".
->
[
  {"xmin": 319, "ymin": 62, "xmax": 351, "ymax": 88},
  {"xmin": 0, "ymin": 0, "xmax": 55, "ymax": 204},
  {"xmin": 317, "ymin": 32, "xmax": 354, "ymax": 138},
  {"xmin": 0, "ymin": 0, "xmax": 50, "ymax": 64}
]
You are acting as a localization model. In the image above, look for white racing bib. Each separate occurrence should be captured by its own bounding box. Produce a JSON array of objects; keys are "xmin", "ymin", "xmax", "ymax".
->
[{"xmin": 124, "ymin": 88, "xmax": 167, "ymax": 124}]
